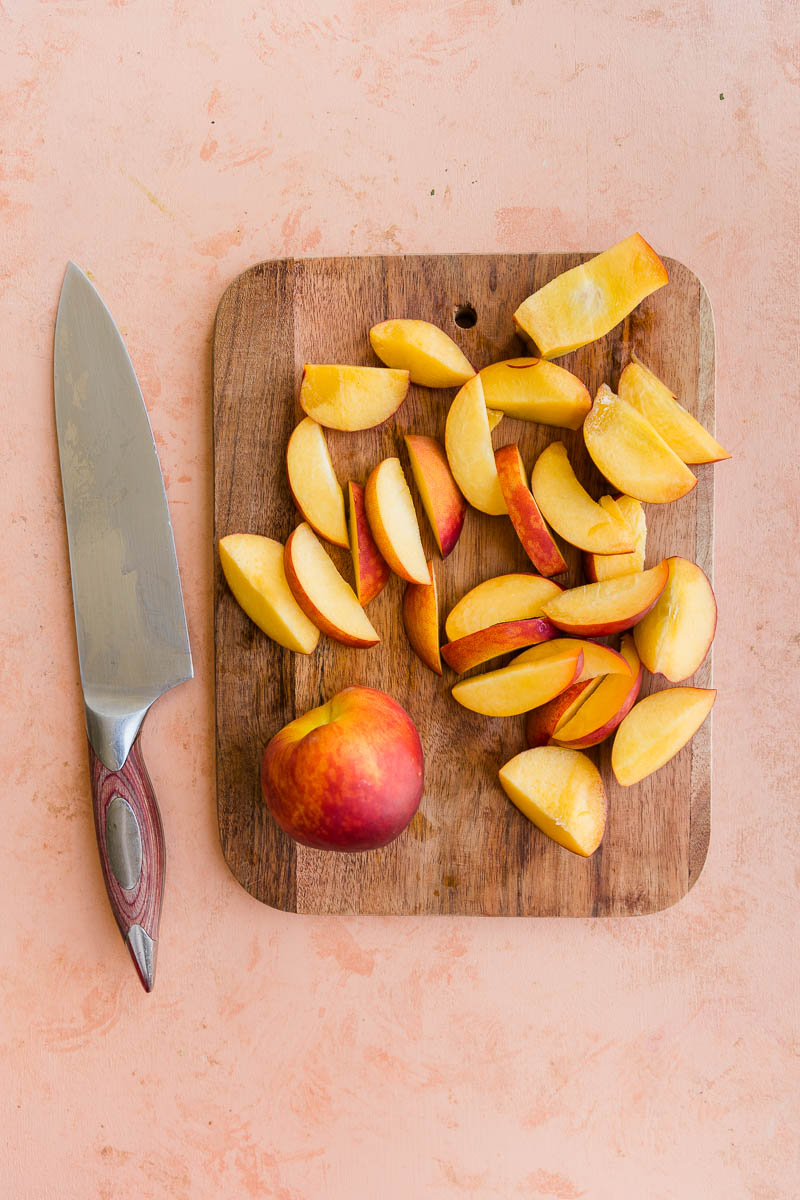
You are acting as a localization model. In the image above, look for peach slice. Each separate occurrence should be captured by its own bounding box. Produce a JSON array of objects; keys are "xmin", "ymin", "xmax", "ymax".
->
[
  {"xmin": 347, "ymin": 481, "xmax": 389, "ymax": 604},
  {"xmin": 370, "ymin": 319, "xmax": 475, "ymax": 388},
  {"xmin": 499, "ymin": 746, "xmax": 606, "ymax": 856},
  {"xmin": 584, "ymin": 385, "xmax": 697, "ymax": 503},
  {"xmin": 404, "ymin": 434, "xmax": 466, "ymax": 558},
  {"xmin": 219, "ymin": 534, "xmax": 319, "ymax": 654},
  {"xmin": 530, "ymin": 441, "xmax": 636, "ymax": 554},
  {"xmin": 542, "ymin": 560, "xmax": 668, "ymax": 636},
  {"xmin": 451, "ymin": 641, "xmax": 583, "ymax": 717},
  {"xmin": 618, "ymin": 355, "xmax": 731, "ymax": 464},
  {"xmin": 486, "ymin": 408, "xmax": 504, "ymax": 431},
  {"xmin": 479, "ymin": 358, "xmax": 591, "ymax": 429},
  {"xmin": 525, "ymin": 678, "xmax": 603, "ymax": 748},
  {"xmin": 444, "ymin": 374, "xmax": 507, "ymax": 515},
  {"xmin": 612, "ymin": 687, "xmax": 716, "ymax": 786},
  {"xmin": 633, "ymin": 556, "xmax": 717, "ymax": 681},
  {"xmin": 285, "ymin": 417, "xmax": 348, "ymax": 547},
  {"xmin": 495, "ymin": 443, "xmax": 567, "ymax": 577},
  {"xmin": 513, "ymin": 233, "xmax": 668, "ymax": 359},
  {"xmin": 284, "ymin": 523, "xmax": 379, "ymax": 648},
  {"xmin": 441, "ymin": 617, "xmax": 556, "ymax": 675},
  {"xmin": 552, "ymin": 634, "xmax": 642, "ymax": 748},
  {"xmin": 584, "ymin": 495, "xmax": 647, "ymax": 582},
  {"xmin": 445, "ymin": 573, "xmax": 563, "ymax": 642},
  {"xmin": 402, "ymin": 560, "xmax": 442, "ymax": 674},
  {"xmin": 365, "ymin": 457, "xmax": 429, "ymax": 585},
  {"xmin": 299, "ymin": 364, "xmax": 409, "ymax": 431},
  {"xmin": 514, "ymin": 638, "xmax": 632, "ymax": 681}
]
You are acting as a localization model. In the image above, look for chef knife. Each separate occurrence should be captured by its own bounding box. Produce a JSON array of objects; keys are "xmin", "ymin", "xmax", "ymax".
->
[{"xmin": 54, "ymin": 263, "xmax": 193, "ymax": 992}]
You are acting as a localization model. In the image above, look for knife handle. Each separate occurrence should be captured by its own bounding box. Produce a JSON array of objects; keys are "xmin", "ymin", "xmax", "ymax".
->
[{"xmin": 89, "ymin": 732, "xmax": 165, "ymax": 992}]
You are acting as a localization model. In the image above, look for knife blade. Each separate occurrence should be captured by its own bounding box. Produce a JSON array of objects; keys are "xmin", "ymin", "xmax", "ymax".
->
[{"xmin": 54, "ymin": 262, "xmax": 192, "ymax": 992}]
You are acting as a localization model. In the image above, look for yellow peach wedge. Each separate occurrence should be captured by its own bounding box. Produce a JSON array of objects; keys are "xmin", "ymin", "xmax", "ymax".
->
[
  {"xmin": 633, "ymin": 556, "xmax": 717, "ymax": 682},
  {"xmin": 370, "ymin": 319, "xmax": 475, "ymax": 388},
  {"xmin": 618, "ymin": 355, "xmax": 730, "ymax": 464},
  {"xmin": 541, "ymin": 561, "xmax": 669, "ymax": 637},
  {"xmin": 365, "ymin": 457, "xmax": 429, "ymax": 585},
  {"xmin": 286, "ymin": 417, "xmax": 348, "ymax": 547},
  {"xmin": 513, "ymin": 638, "xmax": 632, "ymax": 682},
  {"xmin": 441, "ymin": 617, "xmax": 557, "ymax": 675},
  {"xmin": 494, "ymin": 443, "xmax": 567, "ymax": 577},
  {"xmin": 451, "ymin": 640, "xmax": 583, "ymax": 718},
  {"xmin": 612, "ymin": 687, "xmax": 716, "ymax": 786},
  {"xmin": 299, "ymin": 364, "xmax": 409, "ymax": 431},
  {"xmin": 347, "ymin": 481, "xmax": 390, "ymax": 604},
  {"xmin": 584, "ymin": 495, "xmax": 647, "ymax": 582},
  {"xmin": 219, "ymin": 534, "xmax": 319, "ymax": 654},
  {"xmin": 445, "ymin": 374, "xmax": 507, "ymax": 516},
  {"xmin": 583, "ymin": 385, "xmax": 697, "ymax": 503},
  {"xmin": 479, "ymin": 358, "xmax": 591, "ymax": 430},
  {"xmin": 513, "ymin": 233, "xmax": 668, "ymax": 359},
  {"xmin": 402, "ymin": 561, "xmax": 442, "ymax": 675},
  {"xmin": 530, "ymin": 441, "xmax": 635, "ymax": 554},
  {"xmin": 404, "ymin": 434, "xmax": 466, "ymax": 558},
  {"xmin": 551, "ymin": 634, "xmax": 642, "ymax": 749},
  {"xmin": 499, "ymin": 746, "xmax": 607, "ymax": 856},
  {"xmin": 444, "ymin": 573, "xmax": 563, "ymax": 642},
  {"xmin": 525, "ymin": 679, "xmax": 603, "ymax": 748},
  {"xmin": 284, "ymin": 523, "xmax": 379, "ymax": 649}
]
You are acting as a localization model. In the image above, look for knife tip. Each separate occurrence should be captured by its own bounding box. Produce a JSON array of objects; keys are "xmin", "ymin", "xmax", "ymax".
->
[{"xmin": 126, "ymin": 924, "xmax": 156, "ymax": 993}]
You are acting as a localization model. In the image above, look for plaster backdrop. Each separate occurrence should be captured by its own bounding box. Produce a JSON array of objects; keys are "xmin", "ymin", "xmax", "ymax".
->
[{"xmin": 1, "ymin": 1, "xmax": 797, "ymax": 1197}]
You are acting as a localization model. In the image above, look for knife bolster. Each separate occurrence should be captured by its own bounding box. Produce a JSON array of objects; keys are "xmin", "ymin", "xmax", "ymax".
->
[{"xmin": 85, "ymin": 699, "xmax": 152, "ymax": 773}]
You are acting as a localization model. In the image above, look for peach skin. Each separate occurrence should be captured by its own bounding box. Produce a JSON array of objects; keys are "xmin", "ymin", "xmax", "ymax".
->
[
  {"xmin": 440, "ymin": 617, "xmax": 557, "ymax": 674},
  {"xmin": 513, "ymin": 233, "xmax": 668, "ymax": 359},
  {"xmin": 499, "ymin": 746, "xmax": 607, "ymax": 856},
  {"xmin": 299, "ymin": 364, "xmax": 409, "ymax": 431},
  {"xmin": 404, "ymin": 434, "xmax": 466, "ymax": 558},
  {"xmin": 618, "ymin": 354, "xmax": 731, "ymax": 464},
  {"xmin": 284, "ymin": 523, "xmax": 380, "ymax": 648},
  {"xmin": 478, "ymin": 357, "xmax": 591, "ymax": 429},
  {"xmin": 219, "ymin": 534, "xmax": 320, "ymax": 655},
  {"xmin": 633, "ymin": 556, "xmax": 717, "ymax": 681},
  {"xmin": 541, "ymin": 560, "xmax": 669, "ymax": 636},
  {"xmin": 286, "ymin": 417, "xmax": 348, "ymax": 547},
  {"xmin": 494, "ymin": 443, "xmax": 567, "ymax": 577},
  {"xmin": 583, "ymin": 384, "xmax": 697, "ymax": 503},
  {"xmin": 445, "ymin": 573, "xmax": 563, "ymax": 642},
  {"xmin": 530, "ymin": 441, "xmax": 635, "ymax": 554},
  {"xmin": 364, "ymin": 457, "xmax": 429, "ymax": 584},
  {"xmin": 347, "ymin": 481, "xmax": 390, "ymax": 604},
  {"xmin": 551, "ymin": 634, "xmax": 642, "ymax": 748},
  {"xmin": 612, "ymin": 687, "xmax": 716, "ymax": 786},
  {"xmin": 261, "ymin": 686, "xmax": 424, "ymax": 851},
  {"xmin": 370, "ymin": 319, "xmax": 475, "ymax": 388},
  {"xmin": 451, "ymin": 641, "xmax": 583, "ymax": 717},
  {"xmin": 402, "ymin": 561, "xmax": 442, "ymax": 675}
]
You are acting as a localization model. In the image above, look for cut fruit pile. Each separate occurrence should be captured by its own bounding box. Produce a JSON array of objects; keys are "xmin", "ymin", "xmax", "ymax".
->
[{"xmin": 220, "ymin": 233, "xmax": 725, "ymax": 858}]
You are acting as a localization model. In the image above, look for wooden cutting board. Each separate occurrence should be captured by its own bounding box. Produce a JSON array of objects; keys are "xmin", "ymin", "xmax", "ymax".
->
[{"xmin": 213, "ymin": 253, "xmax": 714, "ymax": 916}]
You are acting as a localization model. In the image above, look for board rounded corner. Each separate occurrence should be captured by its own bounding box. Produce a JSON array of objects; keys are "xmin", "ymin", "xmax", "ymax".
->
[
  {"xmin": 217, "ymin": 826, "xmax": 299, "ymax": 915},
  {"xmin": 663, "ymin": 255, "xmax": 716, "ymax": 338}
]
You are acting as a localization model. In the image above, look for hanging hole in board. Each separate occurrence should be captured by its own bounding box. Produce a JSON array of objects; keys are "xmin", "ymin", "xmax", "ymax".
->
[{"xmin": 453, "ymin": 304, "xmax": 477, "ymax": 329}]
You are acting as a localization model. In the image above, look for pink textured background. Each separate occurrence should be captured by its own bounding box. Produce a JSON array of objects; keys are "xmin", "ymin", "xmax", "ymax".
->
[{"xmin": 2, "ymin": 2, "xmax": 797, "ymax": 1196}]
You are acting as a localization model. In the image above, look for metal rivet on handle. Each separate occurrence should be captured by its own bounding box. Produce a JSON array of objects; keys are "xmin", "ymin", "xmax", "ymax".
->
[{"xmin": 106, "ymin": 795, "xmax": 143, "ymax": 891}]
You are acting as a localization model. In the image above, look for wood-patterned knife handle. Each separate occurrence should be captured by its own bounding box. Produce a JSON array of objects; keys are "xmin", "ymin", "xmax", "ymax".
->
[{"xmin": 89, "ymin": 733, "xmax": 165, "ymax": 992}]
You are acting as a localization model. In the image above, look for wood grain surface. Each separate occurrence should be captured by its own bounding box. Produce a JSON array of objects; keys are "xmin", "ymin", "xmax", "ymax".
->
[{"xmin": 213, "ymin": 253, "xmax": 714, "ymax": 916}]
